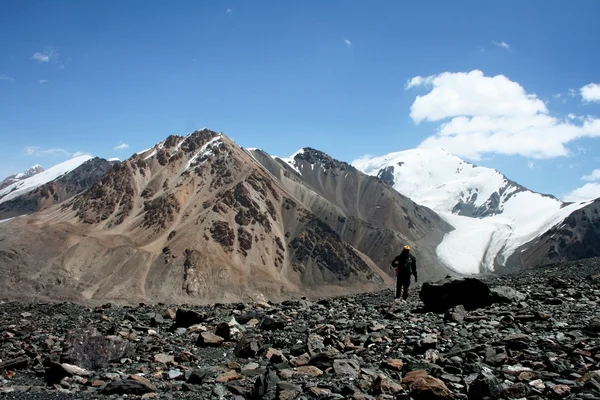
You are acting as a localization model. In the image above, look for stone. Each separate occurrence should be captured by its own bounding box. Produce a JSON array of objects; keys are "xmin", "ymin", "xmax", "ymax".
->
[
  {"xmin": 215, "ymin": 322, "xmax": 231, "ymax": 340},
  {"xmin": 101, "ymin": 376, "xmax": 156, "ymax": 395},
  {"xmin": 174, "ymin": 309, "xmax": 206, "ymax": 328},
  {"xmin": 0, "ymin": 356, "xmax": 29, "ymax": 370},
  {"xmin": 490, "ymin": 286, "xmax": 527, "ymax": 303},
  {"xmin": 153, "ymin": 353, "xmax": 175, "ymax": 364},
  {"xmin": 402, "ymin": 370, "xmax": 429, "ymax": 386},
  {"xmin": 468, "ymin": 367, "xmax": 502, "ymax": 400},
  {"xmin": 197, "ymin": 331, "xmax": 224, "ymax": 347},
  {"xmin": 444, "ymin": 305, "xmax": 467, "ymax": 323},
  {"xmin": 409, "ymin": 375, "xmax": 453, "ymax": 400},
  {"xmin": 381, "ymin": 358, "xmax": 404, "ymax": 371},
  {"xmin": 371, "ymin": 374, "xmax": 404, "ymax": 395},
  {"xmin": 61, "ymin": 328, "xmax": 130, "ymax": 370},
  {"xmin": 551, "ymin": 384, "xmax": 571, "ymax": 397},
  {"xmin": 216, "ymin": 370, "xmax": 239, "ymax": 383},
  {"xmin": 259, "ymin": 316, "xmax": 285, "ymax": 331},
  {"xmin": 252, "ymin": 370, "xmax": 279, "ymax": 399},
  {"xmin": 333, "ymin": 359, "xmax": 361, "ymax": 377},
  {"xmin": 60, "ymin": 363, "xmax": 92, "ymax": 377},
  {"xmin": 419, "ymin": 277, "xmax": 492, "ymax": 312},
  {"xmin": 235, "ymin": 335, "xmax": 260, "ymax": 358}
]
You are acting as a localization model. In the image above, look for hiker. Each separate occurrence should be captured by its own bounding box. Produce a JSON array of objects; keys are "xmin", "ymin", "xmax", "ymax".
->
[{"xmin": 391, "ymin": 245, "xmax": 418, "ymax": 302}]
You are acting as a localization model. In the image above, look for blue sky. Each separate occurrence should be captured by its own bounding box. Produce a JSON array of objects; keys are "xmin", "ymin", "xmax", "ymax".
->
[{"xmin": 1, "ymin": 0, "xmax": 600, "ymax": 201}]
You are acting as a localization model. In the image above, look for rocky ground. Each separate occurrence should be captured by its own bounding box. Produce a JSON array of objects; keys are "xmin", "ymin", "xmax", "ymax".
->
[{"xmin": 1, "ymin": 258, "xmax": 600, "ymax": 399}]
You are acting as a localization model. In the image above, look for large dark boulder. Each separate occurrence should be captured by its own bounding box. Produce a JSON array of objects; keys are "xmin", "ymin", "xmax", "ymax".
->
[{"xmin": 419, "ymin": 276, "xmax": 492, "ymax": 312}]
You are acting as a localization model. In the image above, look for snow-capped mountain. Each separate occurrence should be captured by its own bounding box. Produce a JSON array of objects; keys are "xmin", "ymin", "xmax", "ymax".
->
[
  {"xmin": 0, "ymin": 164, "xmax": 45, "ymax": 191},
  {"xmin": 352, "ymin": 148, "xmax": 593, "ymax": 274},
  {"xmin": 0, "ymin": 156, "xmax": 93, "ymax": 205},
  {"xmin": 0, "ymin": 157, "xmax": 117, "ymax": 220}
]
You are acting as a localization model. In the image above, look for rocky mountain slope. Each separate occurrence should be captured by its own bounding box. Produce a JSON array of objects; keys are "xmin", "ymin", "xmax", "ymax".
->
[
  {"xmin": 0, "ymin": 165, "xmax": 44, "ymax": 190},
  {"xmin": 0, "ymin": 129, "xmax": 451, "ymax": 305},
  {"xmin": 1, "ymin": 257, "xmax": 599, "ymax": 399},
  {"xmin": 352, "ymin": 148, "xmax": 594, "ymax": 274},
  {"xmin": 0, "ymin": 157, "xmax": 116, "ymax": 220},
  {"xmin": 248, "ymin": 147, "xmax": 452, "ymax": 283},
  {"xmin": 505, "ymin": 198, "xmax": 600, "ymax": 271}
]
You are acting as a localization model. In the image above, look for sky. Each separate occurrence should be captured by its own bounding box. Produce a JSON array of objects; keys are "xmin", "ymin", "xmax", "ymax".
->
[{"xmin": 1, "ymin": 0, "xmax": 600, "ymax": 202}]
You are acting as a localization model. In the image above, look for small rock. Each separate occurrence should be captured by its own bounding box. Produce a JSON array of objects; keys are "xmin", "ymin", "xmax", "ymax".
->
[
  {"xmin": 153, "ymin": 353, "xmax": 175, "ymax": 364},
  {"xmin": 101, "ymin": 375, "xmax": 157, "ymax": 395},
  {"xmin": 216, "ymin": 370, "xmax": 239, "ymax": 383},
  {"xmin": 235, "ymin": 335, "xmax": 260, "ymax": 358},
  {"xmin": 382, "ymin": 358, "xmax": 404, "ymax": 371},
  {"xmin": 410, "ymin": 375, "xmax": 453, "ymax": 399},
  {"xmin": 197, "ymin": 332, "xmax": 224, "ymax": 347},
  {"xmin": 333, "ymin": 359, "xmax": 361, "ymax": 377},
  {"xmin": 551, "ymin": 384, "xmax": 571, "ymax": 397}
]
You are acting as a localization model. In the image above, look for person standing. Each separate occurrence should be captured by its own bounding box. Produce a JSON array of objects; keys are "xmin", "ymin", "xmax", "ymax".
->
[{"xmin": 391, "ymin": 245, "xmax": 418, "ymax": 302}]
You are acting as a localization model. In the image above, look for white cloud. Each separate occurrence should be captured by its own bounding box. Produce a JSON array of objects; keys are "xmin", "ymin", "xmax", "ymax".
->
[
  {"xmin": 564, "ymin": 182, "xmax": 600, "ymax": 202},
  {"xmin": 344, "ymin": 39, "xmax": 352, "ymax": 47},
  {"xmin": 0, "ymin": 74, "xmax": 13, "ymax": 82},
  {"xmin": 581, "ymin": 83, "xmax": 600, "ymax": 103},
  {"xmin": 569, "ymin": 88, "xmax": 577, "ymax": 97},
  {"xmin": 32, "ymin": 47, "xmax": 58, "ymax": 63},
  {"xmin": 226, "ymin": 8, "xmax": 232, "ymax": 14},
  {"xmin": 582, "ymin": 169, "xmax": 600, "ymax": 182},
  {"xmin": 38, "ymin": 79, "xmax": 49, "ymax": 84},
  {"xmin": 23, "ymin": 146, "xmax": 70, "ymax": 157},
  {"xmin": 407, "ymin": 70, "xmax": 548, "ymax": 124},
  {"xmin": 527, "ymin": 161, "xmax": 535, "ymax": 169},
  {"xmin": 72, "ymin": 151, "xmax": 91, "ymax": 158},
  {"xmin": 114, "ymin": 142, "xmax": 129, "ymax": 150},
  {"xmin": 493, "ymin": 41, "xmax": 510, "ymax": 49},
  {"xmin": 405, "ymin": 70, "xmax": 600, "ymax": 160}
]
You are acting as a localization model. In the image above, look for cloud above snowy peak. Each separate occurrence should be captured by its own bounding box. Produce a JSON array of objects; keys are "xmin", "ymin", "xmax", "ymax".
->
[
  {"xmin": 23, "ymin": 146, "xmax": 91, "ymax": 159},
  {"xmin": 114, "ymin": 142, "xmax": 129, "ymax": 150},
  {"xmin": 564, "ymin": 168, "xmax": 600, "ymax": 202},
  {"xmin": 406, "ymin": 70, "xmax": 600, "ymax": 160},
  {"xmin": 24, "ymin": 146, "xmax": 70, "ymax": 157},
  {"xmin": 32, "ymin": 47, "xmax": 58, "ymax": 63},
  {"xmin": 581, "ymin": 83, "xmax": 600, "ymax": 103}
]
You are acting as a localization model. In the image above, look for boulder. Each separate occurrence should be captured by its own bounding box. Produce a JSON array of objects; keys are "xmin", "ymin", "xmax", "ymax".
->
[{"xmin": 420, "ymin": 276, "xmax": 492, "ymax": 312}]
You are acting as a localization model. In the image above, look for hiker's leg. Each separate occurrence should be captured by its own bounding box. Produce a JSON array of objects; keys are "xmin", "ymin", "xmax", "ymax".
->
[
  {"xmin": 402, "ymin": 276, "xmax": 411, "ymax": 300},
  {"xmin": 395, "ymin": 275, "xmax": 402, "ymax": 299}
]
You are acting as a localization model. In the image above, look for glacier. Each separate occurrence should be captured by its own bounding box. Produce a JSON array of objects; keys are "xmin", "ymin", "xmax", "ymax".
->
[{"xmin": 352, "ymin": 148, "xmax": 591, "ymax": 275}]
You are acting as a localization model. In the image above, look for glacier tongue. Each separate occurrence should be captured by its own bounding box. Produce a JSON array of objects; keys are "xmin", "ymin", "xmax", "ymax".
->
[{"xmin": 352, "ymin": 148, "xmax": 591, "ymax": 274}]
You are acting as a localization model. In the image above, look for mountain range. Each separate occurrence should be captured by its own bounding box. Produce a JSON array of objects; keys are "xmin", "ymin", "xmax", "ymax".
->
[{"xmin": 0, "ymin": 128, "xmax": 598, "ymax": 304}]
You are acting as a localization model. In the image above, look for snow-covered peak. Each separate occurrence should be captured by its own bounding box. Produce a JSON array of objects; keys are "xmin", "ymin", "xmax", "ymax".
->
[
  {"xmin": 107, "ymin": 157, "xmax": 120, "ymax": 162},
  {"xmin": 352, "ymin": 147, "xmax": 591, "ymax": 274},
  {"xmin": 353, "ymin": 147, "xmax": 551, "ymax": 218},
  {"xmin": 13, "ymin": 164, "xmax": 44, "ymax": 180},
  {"xmin": 0, "ymin": 164, "xmax": 46, "ymax": 191},
  {"xmin": 0, "ymin": 155, "xmax": 93, "ymax": 204},
  {"xmin": 275, "ymin": 148, "xmax": 306, "ymax": 174}
]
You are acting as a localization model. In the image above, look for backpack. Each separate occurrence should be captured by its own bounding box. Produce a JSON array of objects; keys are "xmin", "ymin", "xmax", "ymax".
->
[{"xmin": 393, "ymin": 254, "xmax": 413, "ymax": 276}]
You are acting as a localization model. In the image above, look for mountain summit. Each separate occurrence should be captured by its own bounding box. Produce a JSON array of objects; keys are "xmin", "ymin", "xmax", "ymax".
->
[
  {"xmin": 353, "ymin": 148, "xmax": 593, "ymax": 273},
  {"xmin": 0, "ymin": 164, "xmax": 45, "ymax": 191}
]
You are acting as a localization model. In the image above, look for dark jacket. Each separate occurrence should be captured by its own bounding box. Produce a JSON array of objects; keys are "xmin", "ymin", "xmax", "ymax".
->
[{"xmin": 392, "ymin": 252, "xmax": 417, "ymax": 279}]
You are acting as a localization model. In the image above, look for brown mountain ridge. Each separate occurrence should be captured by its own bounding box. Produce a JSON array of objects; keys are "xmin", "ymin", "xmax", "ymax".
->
[{"xmin": 0, "ymin": 129, "xmax": 452, "ymax": 305}]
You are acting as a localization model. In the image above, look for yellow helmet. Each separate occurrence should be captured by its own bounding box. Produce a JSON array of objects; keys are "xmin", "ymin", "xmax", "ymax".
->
[{"xmin": 404, "ymin": 245, "xmax": 411, "ymax": 251}]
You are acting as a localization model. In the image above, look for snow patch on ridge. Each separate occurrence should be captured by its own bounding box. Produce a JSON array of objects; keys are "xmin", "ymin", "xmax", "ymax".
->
[
  {"xmin": 275, "ymin": 148, "xmax": 306, "ymax": 175},
  {"xmin": 184, "ymin": 136, "xmax": 223, "ymax": 171}
]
